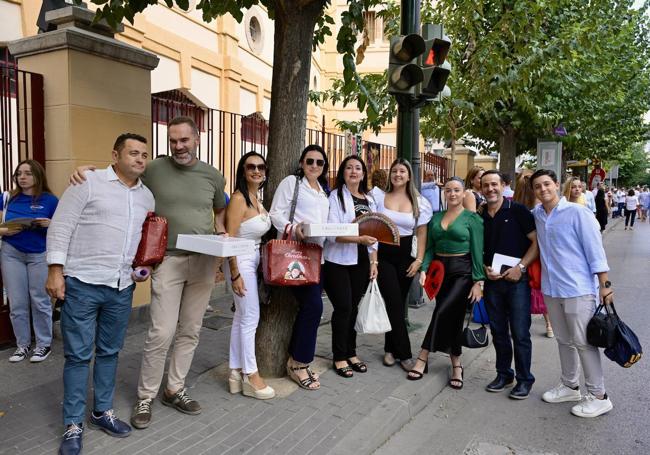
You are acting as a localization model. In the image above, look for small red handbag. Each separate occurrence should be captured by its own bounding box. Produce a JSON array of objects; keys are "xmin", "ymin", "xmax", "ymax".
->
[
  {"xmin": 262, "ymin": 225, "xmax": 322, "ymax": 286},
  {"xmin": 423, "ymin": 260, "xmax": 445, "ymax": 300},
  {"xmin": 133, "ymin": 212, "xmax": 168, "ymax": 266}
]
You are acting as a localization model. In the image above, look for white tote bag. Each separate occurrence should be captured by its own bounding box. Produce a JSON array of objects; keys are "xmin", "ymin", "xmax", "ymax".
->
[{"xmin": 355, "ymin": 279, "xmax": 392, "ymax": 334}]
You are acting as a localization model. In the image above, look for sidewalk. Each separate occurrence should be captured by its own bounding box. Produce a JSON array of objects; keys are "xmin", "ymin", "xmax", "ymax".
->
[{"xmin": 0, "ymin": 218, "xmax": 620, "ymax": 455}]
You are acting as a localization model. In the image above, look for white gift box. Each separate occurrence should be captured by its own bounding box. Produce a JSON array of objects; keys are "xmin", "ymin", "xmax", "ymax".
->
[
  {"xmin": 176, "ymin": 235, "xmax": 256, "ymax": 257},
  {"xmin": 301, "ymin": 223, "xmax": 358, "ymax": 237}
]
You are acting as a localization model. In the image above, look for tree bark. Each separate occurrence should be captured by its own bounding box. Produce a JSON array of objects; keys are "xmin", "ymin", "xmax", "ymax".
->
[
  {"xmin": 256, "ymin": 0, "xmax": 326, "ymax": 378},
  {"xmin": 499, "ymin": 124, "xmax": 517, "ymax": 177}
]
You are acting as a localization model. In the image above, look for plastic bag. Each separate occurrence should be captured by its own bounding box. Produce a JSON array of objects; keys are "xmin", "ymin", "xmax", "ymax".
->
[{"xmin": 355, "ymin": 280, "xmax": 392, "ymax": 334}]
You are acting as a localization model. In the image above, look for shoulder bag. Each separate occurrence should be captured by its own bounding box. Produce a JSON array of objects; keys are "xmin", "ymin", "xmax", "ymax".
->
[
  {"xmin": 462, "ymin": 300, "xmax": 489, "ymax": 348},
  {"xmin": 586, "ymin": 303, "xmax": 619, "ymax": 348}
]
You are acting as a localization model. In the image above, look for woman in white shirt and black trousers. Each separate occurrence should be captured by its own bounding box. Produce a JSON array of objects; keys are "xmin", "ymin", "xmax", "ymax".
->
[
  {"xmin": 377, "ymin": 158, "xmax": 432, "ymax": 371},
  {"xmin": 323, "ymin": 156, "xmax": 379, "ymax": 378},
  {"xmin": 270, "ymin": 145, "xmax": 330, "ymax": 390}
]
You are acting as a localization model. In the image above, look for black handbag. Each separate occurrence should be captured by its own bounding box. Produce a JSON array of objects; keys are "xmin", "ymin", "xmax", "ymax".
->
[
  {"xmin": 603, "ymin": 303, "xmax": 643, "ymax": 368},
  {"xmin": 587, "ymin": 303, "xmax": 619, "ymax": 348},
  {"xmin": 462, "ymin": 301, "xmax": 489, "ymax": 348}
]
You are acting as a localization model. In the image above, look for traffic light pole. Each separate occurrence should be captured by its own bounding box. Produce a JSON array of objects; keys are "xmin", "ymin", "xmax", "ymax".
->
[{"xmin": 396, "ymin": 0, "xmax": 422, "ymax": 190}]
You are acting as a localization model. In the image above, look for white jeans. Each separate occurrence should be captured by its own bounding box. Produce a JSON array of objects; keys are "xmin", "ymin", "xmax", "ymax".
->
[
  {"xmin": 225, "ymin": 251, "xmax": 260, "ymax": 374},
  {"xmin": 544, "ymin": 294, "xmax": 605, "ymax": 396}
]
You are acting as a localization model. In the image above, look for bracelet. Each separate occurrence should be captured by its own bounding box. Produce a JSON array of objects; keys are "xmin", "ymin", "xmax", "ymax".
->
[
  {"xmin": 231, "ymin": 273, "xmax": 241, "ymax": 282},
  {"xmin": 370, "ymin": 260, "xmax": 379, "ymax": 265},
  {"xmin": 216, "ymin": 231, "xmax": 226, "ymax": 235},
  {"xmin": 413, "ymin": 258, "xmax": 423, "ymax": 263}
]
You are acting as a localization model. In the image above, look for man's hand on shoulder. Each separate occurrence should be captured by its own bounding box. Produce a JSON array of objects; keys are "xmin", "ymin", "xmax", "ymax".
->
[{"xmin": 69, "ymin": 165, "xmax": 96, "ymax": 185}]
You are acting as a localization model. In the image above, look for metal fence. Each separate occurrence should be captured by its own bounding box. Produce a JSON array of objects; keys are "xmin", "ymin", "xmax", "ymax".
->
[
  {"xmin": 0, "ymin": 63, "xmax": 45, "ymax": 192},
  {"xmin": 151, "ymin": 91, "xmax": 449, "ymax": 193}
]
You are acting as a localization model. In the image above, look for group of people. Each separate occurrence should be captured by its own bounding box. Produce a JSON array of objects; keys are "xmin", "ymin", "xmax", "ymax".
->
[{"xmin": 0, "ymin": 116, "xmax": 619, "ymax": 455}]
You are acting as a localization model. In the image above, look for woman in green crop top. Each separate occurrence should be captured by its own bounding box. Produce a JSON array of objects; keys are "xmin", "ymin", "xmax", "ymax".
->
[{"xmin": 406, "ymin": 177, "xmax": 485, "ymax": 389}]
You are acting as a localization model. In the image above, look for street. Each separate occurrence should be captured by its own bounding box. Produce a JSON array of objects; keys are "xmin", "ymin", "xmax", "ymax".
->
[{"xmin": 374, "ymin": 217, "xmax": 649, "ymax": 455}]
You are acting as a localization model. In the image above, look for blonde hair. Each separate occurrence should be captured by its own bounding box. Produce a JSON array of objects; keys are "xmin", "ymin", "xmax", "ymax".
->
[{"xmin": 563, "ymin": 177, "xmax": 586, "ymax": 205}]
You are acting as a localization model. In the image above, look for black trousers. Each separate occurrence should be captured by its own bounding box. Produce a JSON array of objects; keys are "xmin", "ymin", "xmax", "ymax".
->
[
  {"xmin": 422, "ymin": 254, "xmax": 473, "ymax": 357},
  {"xmin": 624, "ymin": 208, "xmax": 637, "ymax": 227},
  {"xmin": 378, "ymin": 236, "xmax": 414, "ymax": 360},
  {"xmin": 323, "ymin": 246, "xmax": 369, "ymax": 361}
]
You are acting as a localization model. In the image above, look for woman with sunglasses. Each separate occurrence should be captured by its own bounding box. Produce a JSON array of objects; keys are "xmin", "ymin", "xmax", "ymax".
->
[
  {"xmin": 270, "ymin": 144, "xmax": 330, "ymax": 390},
  {"xmin": 323, "ymin": 156, "xmax": 378, "ymax": 378},
  {"xmin": 1, "ymin": 160, "xmax": 58, "ymax": 363},
  {"xmin": 224, "ymin": 152, "xmax": 275, "ymax": 400},
  {"xmin": 376, "ymin": 158, "xmax": 432, "ymax": 371}
]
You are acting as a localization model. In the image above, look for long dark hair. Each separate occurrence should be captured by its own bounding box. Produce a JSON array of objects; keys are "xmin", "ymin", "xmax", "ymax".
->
[
  {"xmin": 11, "ymin": 159, "xmax": 52, "ymax": 201},
  {"xmin": 386, "ymin": 158, "xmax": 420, "ymax": 218},
  {"xmin": 235, "ymin": 151, "xmax": 268, "ymax": 208},
  {"xmin": 335, "ymin": 155, "xmax": 369, "ymax": 213},
  {"xmin": 295, "ymin": 144, "xmax": 329, "ymax": 190}
]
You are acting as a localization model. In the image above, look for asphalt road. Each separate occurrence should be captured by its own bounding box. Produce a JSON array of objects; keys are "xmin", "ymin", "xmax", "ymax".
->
[{"xmin": 374, "ymin": 217, "xmax": 650, "ymax": 455}]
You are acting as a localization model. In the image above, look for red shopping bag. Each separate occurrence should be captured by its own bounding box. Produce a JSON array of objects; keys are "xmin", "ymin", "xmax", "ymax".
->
[
  {"xmin": 133, "ymin": 212, "xmax": 168, "ymax": 266},
  {"xmin": 262, "ymin": 225, "xmax": 322, "ymax": 286}
]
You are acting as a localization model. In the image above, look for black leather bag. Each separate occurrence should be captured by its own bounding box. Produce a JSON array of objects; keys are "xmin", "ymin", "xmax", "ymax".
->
[
  {"xmin": 462, "ymin": 301, "xmax": 489, "ymax": 348},
  {"xmin": 587, "ymin": 303, "xmax": 619, "ymax": 348}
]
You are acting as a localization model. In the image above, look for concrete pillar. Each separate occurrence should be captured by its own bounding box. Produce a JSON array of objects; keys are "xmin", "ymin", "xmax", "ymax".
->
[{"xmin": 9, "ymin": 6, "xmax": 159, "ymax": 307}]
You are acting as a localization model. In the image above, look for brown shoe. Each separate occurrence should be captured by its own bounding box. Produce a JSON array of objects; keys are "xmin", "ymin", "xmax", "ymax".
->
[
  {"xmin": 130, "ymin": 398, "xmax": 152, "ymax": 429},
  {"xmin": 161, "ymin": 388, "xmax": 201, "ymax": 415}
]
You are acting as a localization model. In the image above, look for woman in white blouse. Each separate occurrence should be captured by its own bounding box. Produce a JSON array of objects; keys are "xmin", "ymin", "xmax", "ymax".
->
[
  {"xmin": 376, "ymin": 159, "xmax": 432, "ymax": 371},
  {"xmin": 323, "ymin": 156, "xmax": 378, "ymax": 378},
  {"xmin": 269, "ymin": 145, "xmax": 330, "ymax": 390}
]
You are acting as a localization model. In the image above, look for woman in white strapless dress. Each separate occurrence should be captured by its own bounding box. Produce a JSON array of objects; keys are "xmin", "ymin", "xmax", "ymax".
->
[{"xmin": 224, "ymin": 152, "xmax": 275, "ymax": 400}]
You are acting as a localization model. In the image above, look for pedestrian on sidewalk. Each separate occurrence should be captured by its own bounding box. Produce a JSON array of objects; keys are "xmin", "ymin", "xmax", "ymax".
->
[
  {"xmin": 47, "ymin": 134, "xmax": 154, "ymax": 454},
  {"xmin": 376, "ymin": 159, "xmax": 432, "ymax": 372},
  {"xmin": 595, "ymin": 188, "xmax": 609, "ymax": 233},
  {"xmin": 530, "ymin": 169, "xmax": 614, "ymax": 418},
  {"xmin": 408, "ymin": 177, "xmax": 484, "ymax": 389},
  {"xmin": 513, "ymin": 171, "xmax": 554, "ymax": 338},
  {"xmin": 638, "ymin": 186, "xmax": 649, "ymax": 222},
  {"xmin": 624, "ymin": 188, "xmax": 639, "ymax": 230},
  {"xmin": 616, "ymin": 187, "xmax": 626, "ymax": 218},
  {"xmin": 223, "ymin": 152, "xmax": 275, "ymax": 400},
  {"xmin": 563, "ymin": 177, "xmax": 586, "ymax": 206},
  {"xmin": 68, "ymin": 117, "xmax": 228, "ymax": 428},
  {"xmin": 323, "ymin": 156, "xmax": 378, "ymax": 379},
  {"xmin": 479, "ymin": 170, "xmax": 538, "ymax": 400},
  {"xmin": 463, "ymin": 166, "xmax": 485, "ymax": 212},
  {"xmin": 1, "ymin": 160, "xmax": 58, "ymax": 363},
  {"xmin": 269, "ymin": 145, "xmax": 330, "ymax": 391},
  {"xmin": 582, "ymin": 182, "xmax": 597, "ymax": 215}
]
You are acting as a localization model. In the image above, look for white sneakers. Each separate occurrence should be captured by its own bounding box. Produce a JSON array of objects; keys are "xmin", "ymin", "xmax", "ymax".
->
[
  {"xmin": 570, "ymin": 393, "xmax": 613, "ymax": 418},
  {"xmin": 543, "ymin": 383, "xmax": 613, "ymax": 418},
  {"xmin": 542, "ymin": 383, "xmax": 582, "ymax": 403}
]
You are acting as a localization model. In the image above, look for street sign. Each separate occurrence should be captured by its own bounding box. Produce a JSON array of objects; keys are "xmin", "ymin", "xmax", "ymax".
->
[
  {"xmin": 537, "ymin": 140, "xmax": 563, "ymax": 178},
  {"xmin": 554, "ymin": 124, "xmax": 567, "ymax": 136}
]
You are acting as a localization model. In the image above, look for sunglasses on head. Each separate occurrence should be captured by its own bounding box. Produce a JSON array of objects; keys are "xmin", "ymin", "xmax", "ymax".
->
[
  {"xmin": 305, "ymin": 158, "xmax": 325, "ymax": 167},
  {"xmin": 245, "ymin": 163, "xmax": 266, "ymax": 172}
]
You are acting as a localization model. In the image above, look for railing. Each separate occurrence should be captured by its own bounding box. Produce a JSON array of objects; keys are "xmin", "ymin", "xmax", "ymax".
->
[
  {"xmin": 152, "ymin": 92, "xmax": 448, "ymax": 193},
  {"xmin": 0, "ymin": 65, "xmax": 45, "ymax": 192}
]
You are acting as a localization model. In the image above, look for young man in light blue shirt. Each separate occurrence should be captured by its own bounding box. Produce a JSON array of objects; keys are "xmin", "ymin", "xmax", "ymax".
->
[{"xmin": 530, "ymin": 169, "xmax": 614, "ymax": 418}]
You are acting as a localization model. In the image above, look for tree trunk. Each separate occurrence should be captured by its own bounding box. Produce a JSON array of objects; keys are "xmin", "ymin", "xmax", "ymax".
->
[
  {"xmin": 499, "ymin": 124, "xmax": 517, "ymax": 178},
  {"xmin": 256, "ymin": 0, "xmax": 326, "ymax": 378}
]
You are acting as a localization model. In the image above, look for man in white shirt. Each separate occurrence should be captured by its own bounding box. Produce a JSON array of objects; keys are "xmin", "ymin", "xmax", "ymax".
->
[{"xmin": 47, "ymin": 134, "xmax": 154, "ymax": 455}]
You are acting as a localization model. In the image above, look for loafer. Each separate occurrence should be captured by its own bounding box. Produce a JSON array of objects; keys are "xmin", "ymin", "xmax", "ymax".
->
[
  {"xmin": 88, "ymin": 409, "xmax": 131, "ymax": 438},
  {"xmin": 485, "ymin": 375, "xmax": 515, "ymax": 393},
  {"xmin": 509, "ymin": 382, "xmax": 533, "ymax": 400},
  {"xmin": 59, "ymin": 423, "xmax": 83, "ymax": 455}
]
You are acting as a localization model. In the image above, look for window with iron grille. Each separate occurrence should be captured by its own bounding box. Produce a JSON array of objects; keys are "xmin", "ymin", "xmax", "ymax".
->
[{"xmin": 151, "ymin": 90, "xmax": 205, "ymax": 132}]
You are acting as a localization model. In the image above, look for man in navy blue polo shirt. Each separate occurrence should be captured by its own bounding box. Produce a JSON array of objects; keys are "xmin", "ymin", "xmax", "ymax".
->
[{"xmin": 480, "ymin": 170, "xmax": 539, "ymax": 399}]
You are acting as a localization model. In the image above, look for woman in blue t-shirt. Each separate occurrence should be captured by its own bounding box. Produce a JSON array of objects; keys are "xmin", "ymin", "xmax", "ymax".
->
[{"xmin": 1, "ymin": 160, "xmax": 58, "ymax": 363}]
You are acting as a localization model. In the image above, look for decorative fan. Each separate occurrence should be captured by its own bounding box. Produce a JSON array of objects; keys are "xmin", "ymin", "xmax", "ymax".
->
[
  {"xmin": 424, "ymin": 260, "xmax": 445, "ymax": 300},
  {"xmin": 353, "ymin": 212, "xmax": 400, "ymax": 245}
]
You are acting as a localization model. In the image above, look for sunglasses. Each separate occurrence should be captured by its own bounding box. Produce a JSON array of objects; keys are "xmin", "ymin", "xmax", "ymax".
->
[
  {"xmin": 305, "ymin": 158, "xmax": 325, "ymax": 167},
  {"xmin": 245, "ymin": 163, "xmax": 267, "ymax": 172}
]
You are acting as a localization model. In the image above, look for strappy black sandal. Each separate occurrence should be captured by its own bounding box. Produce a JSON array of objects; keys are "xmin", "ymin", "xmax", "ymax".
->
[
  {"xmin": 333, "ymin": 362, "xmax": 353, "ymax": 378},
  {"xmin": 286, "ymin": 364, "xmax": 320, "ymax": 390},
  {"xmin": 348, "ymin": 359, "xmax": 367, "ymax": 373},
  {"xmin": 407, "ymin": 357, "xmax": 429, "ymax": 381},
  {"xmin": 448, "ymin": 365, "xmax": 464, "ymax": 389}
]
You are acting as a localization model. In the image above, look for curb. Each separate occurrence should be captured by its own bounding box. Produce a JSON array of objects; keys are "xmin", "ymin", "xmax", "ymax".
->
[{"xmin": 329, "ymin": 346, "xmax": 487, "ymax": 455}]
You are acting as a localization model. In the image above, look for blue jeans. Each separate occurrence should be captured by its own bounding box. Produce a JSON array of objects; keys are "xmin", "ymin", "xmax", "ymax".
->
[
  {"xmin": 484, "ymin": 278, "xmax": 534, "ymax": 384},
  {"xmin": 0, "ymin": 242, "xmax": 52, "ymax": 348},
  {"xmin": 61, "ymin": 277, "xmax": 134, "ymax": 425}
]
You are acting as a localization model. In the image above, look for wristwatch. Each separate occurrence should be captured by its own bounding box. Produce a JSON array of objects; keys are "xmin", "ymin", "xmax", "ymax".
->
[
  {"xmin": 517, "ymin": 263, "xmax": 527, "ymax": 273},
  {"xmin": 604, "ymin": 280, "xmax": 612, "ymax": 288}
]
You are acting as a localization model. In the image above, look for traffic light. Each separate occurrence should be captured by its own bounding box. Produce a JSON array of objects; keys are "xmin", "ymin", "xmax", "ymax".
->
[
  {"xmin": 388, "ymin": 34, "xmax": 426, "ymax": 95},
  {"xmin": 419, "ymin": 24, "xmax": 451, "ymax": 100}
]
